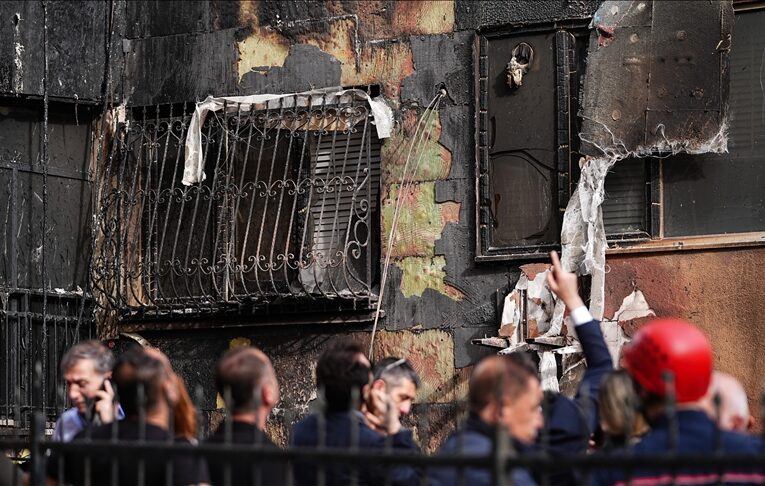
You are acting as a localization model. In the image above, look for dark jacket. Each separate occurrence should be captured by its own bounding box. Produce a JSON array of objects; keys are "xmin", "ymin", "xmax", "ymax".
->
[
  {"xmin": 291, "ymin": 411, "xmax": 420, "ymax": 486},
  {"xmin": 206, "ymin": 420, "xmax": 287, "ymax": 486},
  {"xmin": 428, "ymin": 414, "xmax": 538, "ymax": 486},
  {"xmin": 593, "ymin": 410, "xmax": 764, "ymax": 486},
  {"xmin": 542, "ymin": 319, "xmax": 613, "ymax": 452},
  {"xmin": 534, "ymin": 319, "xmax": 612, "ymax": 485}
]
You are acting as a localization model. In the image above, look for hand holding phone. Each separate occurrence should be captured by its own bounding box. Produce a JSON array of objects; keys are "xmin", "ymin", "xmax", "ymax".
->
[{"xmin": 90, "ymin": 378, "xmax": 117, "ymax": 426}]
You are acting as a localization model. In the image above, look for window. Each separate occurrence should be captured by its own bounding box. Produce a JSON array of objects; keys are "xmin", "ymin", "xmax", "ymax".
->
[
  {"xmin": 0, "ymin": 99, "xmax": 94, "ymax": 428},
  {"xmin": 475, "ymin": 23, "xmax": 589, "ymax": 260},
  {"xmin": 93, "ymin": 92, "xmax": 381, "ymax": 320},
  {"xmin": 477, "ymin": 8, "xmax": 765, "ymax": 260},
  {"xmin": 603, "ymin": 7, "xmax": 765, "ymax": 248}
]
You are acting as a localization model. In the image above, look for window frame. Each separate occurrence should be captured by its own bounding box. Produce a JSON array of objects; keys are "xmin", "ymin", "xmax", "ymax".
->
[{"xmin": 475, "ymin": 8, "xmax": 765, "ymax": 262}]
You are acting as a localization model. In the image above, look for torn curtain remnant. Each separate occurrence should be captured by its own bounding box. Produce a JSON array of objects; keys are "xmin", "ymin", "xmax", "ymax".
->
[{"xmin": 182, "ymin": 88, "xmax": 393, "ymax": 186}]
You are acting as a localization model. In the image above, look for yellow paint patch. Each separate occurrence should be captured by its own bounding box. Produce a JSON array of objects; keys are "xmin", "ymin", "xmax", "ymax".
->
[
  {"xmin": 236, "ymin": 28, "xmax": 290, "ymax": 81},
  {"xmin": 381, "ymin": 110, "xmax": 452, "ymax": 183},
  {"xmin": 392, "ymin": 1, "xmax": 455, "ymax": 35},
  {"xmin": 394, "ymin": 256, "xmax": 464, "ymax": 301},
  {"xmin": 229, "ymin": 337, "xmax": 252, "ymax": 348},
  {"xmin": 381, "ymin": 183, "xmax": 460, "ymax": 258},
  {"xmin": 342, "ymin": 41, "xmax": 414, "ymax": 100}
]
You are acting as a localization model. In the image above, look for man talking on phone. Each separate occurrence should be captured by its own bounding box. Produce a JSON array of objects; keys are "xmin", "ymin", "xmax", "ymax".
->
[{"xmin": 52, "ymin": 340, "xmax": 124, "ymax": 442}]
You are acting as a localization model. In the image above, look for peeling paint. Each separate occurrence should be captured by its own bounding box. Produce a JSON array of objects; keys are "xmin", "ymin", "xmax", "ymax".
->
[
  {"xmin": 236, "ymin": 28, "xmax": 291, "ymax": 80},
  {"xmin": 394, "ymin": 255, "xmax": 464, "ymax": 301},
  {"xmin": 341, "ymin": 40, "xmax": 414, "ymax": 99},
  {"xmin": 381, "ymin": 110, "xmax": 452, "ymax": 182},
  {"xmin": 391, "ymin": 1, "xmax": 455, "ymax": 35},
  {"xmin": 381, "ymin": 183, "xmax": 459, "ymax": 258},
  {"xmin": 235, "ymin": 12, "xmax": 414, "ymax": 99},
  {"xmin": 372, "ymin": 329, "xmax": 456, "ymax": 403},
  {"xmin": 498, "ymin": 264, "xmax": 554, "ymax": 342},
  {"xmin": 12, "ymin": 13, "xmax": 23, "ymax": 93}
]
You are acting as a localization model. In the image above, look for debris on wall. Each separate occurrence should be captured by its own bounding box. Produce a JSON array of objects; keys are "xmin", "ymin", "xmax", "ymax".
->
[
  {"xmin": 498, "ymin": 264, "xmax": 554, "ymax": 345},
  {"xmin": 600, "ymin": 289, "xmax": 655, "ymax": 364},
  {"xmin": 554, "ymin": 0, "xmax": 734, "ymax": 335}
]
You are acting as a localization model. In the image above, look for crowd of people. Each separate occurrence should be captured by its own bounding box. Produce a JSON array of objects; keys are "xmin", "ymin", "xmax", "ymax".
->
[{"xmin": 1, "ymin": 251, "xmax": 763, "ymax": 486}]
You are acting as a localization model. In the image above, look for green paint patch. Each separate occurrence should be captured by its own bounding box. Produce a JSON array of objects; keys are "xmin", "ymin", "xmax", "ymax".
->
[
  {"xmin": 381, "ymin": 111, "xmax": 451, "ymax": 183},
  {"xmin": 381, "ymin": 183, "xmax": 459, "ymax": 258},
  {"xmin": 395, "ymin": 256, "xmax": 464, "ymax": 301}
]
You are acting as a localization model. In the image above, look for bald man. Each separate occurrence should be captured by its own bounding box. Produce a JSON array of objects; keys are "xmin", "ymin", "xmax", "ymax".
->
[
  {"xmin": 206, "ymin": 346, "xmax": 284, "ymax": 486},
  {"xmin": 702, "ymin": 371, "xmax": 754, "ymax": 433},
  {"xmin": 429, "ymin": 355, "xmax": 543, "ymax": 486}
]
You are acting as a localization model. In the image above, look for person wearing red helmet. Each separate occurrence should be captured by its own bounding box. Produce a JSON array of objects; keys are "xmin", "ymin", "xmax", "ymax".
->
[{"xmin": 593, "ymin": 318, "xmax": 763, "ymax": 485}]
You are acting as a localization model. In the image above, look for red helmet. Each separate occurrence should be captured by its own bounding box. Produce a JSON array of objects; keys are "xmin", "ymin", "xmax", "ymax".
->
[{"xmin": 622, "ymin": 318, "xmax": 712, "ymax": 403}]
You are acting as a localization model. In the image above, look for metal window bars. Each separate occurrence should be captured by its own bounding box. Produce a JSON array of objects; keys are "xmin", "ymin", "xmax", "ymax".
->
[{"xmin": 91, "ymin": 92, "xmax": 381, "ymax": 320}]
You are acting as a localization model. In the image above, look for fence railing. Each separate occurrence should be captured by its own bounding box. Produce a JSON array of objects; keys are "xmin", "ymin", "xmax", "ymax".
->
[
  {"xmin": 3, "ymin": 373, "xmax": 765, "ymax": 486},
  {"xmin": 3, "ymin": 413, "xmax": 765, "ymax": 486}
]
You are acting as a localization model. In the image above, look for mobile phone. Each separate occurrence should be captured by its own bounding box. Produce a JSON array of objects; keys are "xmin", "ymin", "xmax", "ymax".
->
[{"xmin": 87, "ymin": 378, "xmax": 111, "ymax": 426}]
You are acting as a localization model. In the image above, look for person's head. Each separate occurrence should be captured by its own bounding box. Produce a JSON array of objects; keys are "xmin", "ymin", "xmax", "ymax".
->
[
  {"xmin": 113, "ymin": 346, "xmax": 176, "ymax": 419},
  {"xmin": 622, "ymin": 318, "xmax": 712, "ymax": 410},
  {"xmin": 469, "ymin": 355, "xmax": 543, "ymax": 444},
  {"xmin": 316, "ymin": 340, "xmax": 372, "ymax": 413},
  {"xmin": 599, "ymin": 370, "xmax": 649, "ymax": 442},
  {"xmin": 60, "ymin": 340, "xmax": 115, "ymax": 414},
  {"xmin": 215, "ymin": 346, "xmax": 280, "ymax": 419},
  {"xmin": 702, "ymin": 371, "xmax": 753, "ymax": 433},
  {"xmin": 371, "ymin": 357, "xmax": 419, "ymax": 417}
]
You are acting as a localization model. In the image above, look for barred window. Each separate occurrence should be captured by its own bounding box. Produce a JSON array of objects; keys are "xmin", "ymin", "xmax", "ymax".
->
[{"xmin": 93, "ymin": 92, "xmax": 381, "ymax": 320}]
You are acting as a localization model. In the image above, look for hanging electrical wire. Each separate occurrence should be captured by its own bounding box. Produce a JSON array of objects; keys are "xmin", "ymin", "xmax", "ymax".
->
[{"xmin": 368, "ymin": 88, "xmax": 446, "ymax": 358}]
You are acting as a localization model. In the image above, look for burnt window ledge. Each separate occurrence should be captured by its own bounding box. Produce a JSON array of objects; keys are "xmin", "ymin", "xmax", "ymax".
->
[{"xmin": 606, "ymin": 232, "xmax": 765, "ymax": 255}]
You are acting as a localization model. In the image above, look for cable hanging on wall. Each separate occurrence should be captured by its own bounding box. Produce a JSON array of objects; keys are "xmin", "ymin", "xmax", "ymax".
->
[{"xmin": 368, "ymin": 88, "xmax": 446, "ymax": 359}]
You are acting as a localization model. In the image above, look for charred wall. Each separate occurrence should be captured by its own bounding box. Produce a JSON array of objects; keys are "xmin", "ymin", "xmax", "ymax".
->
[{"xmin": 0, "ymin": 0, "xmax": 764, "ymax": 447}]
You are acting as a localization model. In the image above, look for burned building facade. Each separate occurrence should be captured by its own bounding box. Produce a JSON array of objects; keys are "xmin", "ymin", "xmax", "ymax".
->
[{"xmin": 0, "ymin": 0, "xmax": 764, "ymax": 447}]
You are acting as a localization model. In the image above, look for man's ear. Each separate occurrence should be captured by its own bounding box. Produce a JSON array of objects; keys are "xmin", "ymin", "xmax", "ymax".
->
[
  {"xmin": 261, "ymin": 381, "xmax": 279, "ymax": 409},
  {"xmin": 371, "ymin": 379, "xmax": 387, "ymax": 392}
]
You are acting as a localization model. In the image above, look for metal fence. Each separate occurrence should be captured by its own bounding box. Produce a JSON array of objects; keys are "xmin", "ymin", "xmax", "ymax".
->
[{"xmin": 2, "ymin": 372, "xmax": 765, "ymax": 486}]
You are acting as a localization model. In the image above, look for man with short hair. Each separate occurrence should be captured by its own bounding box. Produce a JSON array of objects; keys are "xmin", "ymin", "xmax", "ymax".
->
[
  {"xmin": 702, "ymin": 371, "xmax": 754, "ymax": 433},
  {"xmin": 365, "ymin": 357, "xmax": 419, "ymax": 434},
  {"xmin": 291, "ymin": 340, "xmax": 420, "ymax": 486},
  {"xmin": 429, "ymin": 355, "xmax": 543, "ymax": 486},
  {"xmin": 52, "ymin": 340, "xmax": 123, "ymax": 442},
  {"xmin": 46, "ymin": 346, "xmax": 209, "ymax": 486},
  {"xmin": 206, "ymin": 346, "xmax": 285, "ymax": 486}
]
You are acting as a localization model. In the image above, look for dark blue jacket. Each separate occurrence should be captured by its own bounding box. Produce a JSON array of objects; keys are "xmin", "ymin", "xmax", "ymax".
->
[
  {"xmin": 428, "ymin": 414, "xmax": 538, "ymax": 486},
  {"xmin": 542, "ymin": 319, "xmax": 613, "ymax": 453},
  {"xmin": 291, "ymin": 411, "xmax": 420, "ymax": 486},
  {"xmin": 593, "ymin": 410, "xmax": 764, "ymax": 486},
  {"xmin": 535, "ymin": 319, "xmax": 612, "ymax": 485}
]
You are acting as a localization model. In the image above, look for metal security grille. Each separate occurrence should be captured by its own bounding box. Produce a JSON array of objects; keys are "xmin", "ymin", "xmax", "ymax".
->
[
  {"xmin": 0, "ymin": 100, "xmax": 95, "ymax": 433},
  {"xmin": 92, "ymin": 93, "xmax": 381, "ymax": 320}
]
